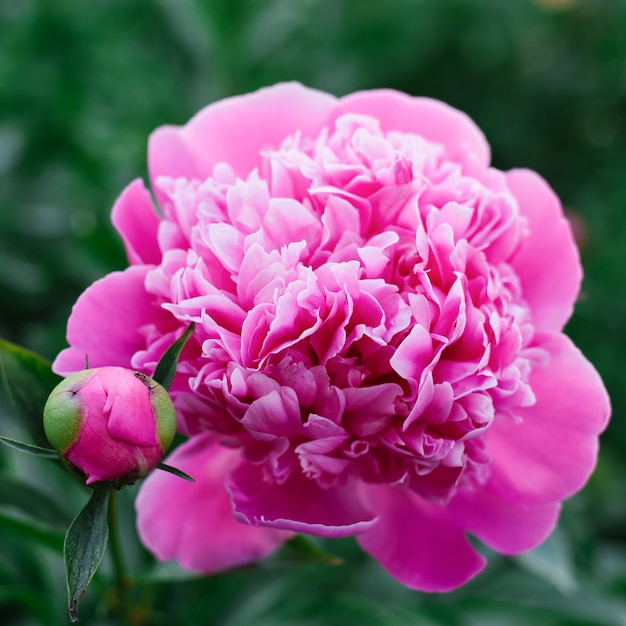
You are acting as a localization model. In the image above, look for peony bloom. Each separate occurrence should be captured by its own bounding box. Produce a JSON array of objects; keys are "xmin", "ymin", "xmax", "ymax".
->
[
  {"xmin": 54, "ymin": 83, "xmax": 609, "ymax": 591},
  {"xmin": 43, "ymin": 367, "xmax": 177, "ymax": 487}
]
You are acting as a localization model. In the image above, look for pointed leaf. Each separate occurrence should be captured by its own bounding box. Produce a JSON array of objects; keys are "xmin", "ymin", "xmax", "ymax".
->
[
  {"xmin": 156, "ymin": 462, "xmax": 195, "ymax": 482},
  {"xmin": 64, "ymin": 488, "xmax": 110, "ymax": 623},
  {"xmin": 0, "ymin": 435, "xmax": 58, "ymax": 458},
  {"xmin": 0, "ymin": 338, "xmax": 62, "ymax": 446},
  {"xmin": 152, "ymin": 323, "xmax": 194, "ymax": 390}
]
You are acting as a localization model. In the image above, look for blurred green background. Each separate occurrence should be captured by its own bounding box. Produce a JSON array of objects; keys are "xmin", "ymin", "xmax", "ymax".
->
[{"xmin": 1, "ymin": 0, "xmax": 626, "ymax": 624}]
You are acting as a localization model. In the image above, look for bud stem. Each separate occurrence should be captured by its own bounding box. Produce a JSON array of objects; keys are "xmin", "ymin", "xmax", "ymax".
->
[{"xmin": 107, "ymin": 490, "xmax": 133, "ymax": 624}]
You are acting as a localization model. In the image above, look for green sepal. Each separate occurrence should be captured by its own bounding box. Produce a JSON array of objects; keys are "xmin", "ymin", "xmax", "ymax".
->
[
  {"xmin": 0, "ymin": 435, "xmax": 59, "ymax": 458},
  {"xmin": 0, "ymin": 338, "xmax": 62, "ymax": 446},
  {"xmin": 137, "ymin": 373, "xmax": 177, "ymax": 452},
  {"xmin": 157, "ymin": 462, "xmax": 195, "ymax": 482},
  {"xmin": 64, "ymin": 488, "xmax": 111, "ymax": 623},
  {"xmin": 43, "ymin": 370, "xmax": 94, "ymax": 454},
  {"xmin": 152, "ymin": 322, "xmax": 195, "ymax": 391}
]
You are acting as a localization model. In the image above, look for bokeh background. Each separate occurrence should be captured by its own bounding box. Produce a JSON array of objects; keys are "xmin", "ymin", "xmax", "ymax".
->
[{"xmin": 1, "ymin": 0, "xmax": 626, "ymax": 624}]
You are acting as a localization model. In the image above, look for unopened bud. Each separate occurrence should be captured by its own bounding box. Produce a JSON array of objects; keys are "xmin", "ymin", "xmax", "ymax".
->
[{"xmin": 43, "ymin": 367, "xmax": 176, "ymax": 488}]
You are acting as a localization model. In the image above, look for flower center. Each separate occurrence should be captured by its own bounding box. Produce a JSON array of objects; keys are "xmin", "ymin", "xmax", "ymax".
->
[{"xmin": 141, "ymin": 114, "xmax": 542, "ymax": 503}]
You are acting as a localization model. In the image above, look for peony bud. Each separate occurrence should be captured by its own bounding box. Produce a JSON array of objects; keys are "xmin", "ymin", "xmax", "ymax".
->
[{"xmin": 43, "ymin": 366, "xmax": 177, "ymax": 488}]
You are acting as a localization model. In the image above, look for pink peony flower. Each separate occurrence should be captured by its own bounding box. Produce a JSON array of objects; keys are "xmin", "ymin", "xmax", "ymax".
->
[
  {"xmin": 43, "ymin": 367, "xmax": 176, "ymax": 487},
  {"xmin": 53, "ymin": 83, "xmax": 610, "ymax": 591}
]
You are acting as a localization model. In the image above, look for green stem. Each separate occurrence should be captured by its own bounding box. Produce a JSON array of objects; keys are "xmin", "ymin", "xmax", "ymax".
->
[{"xmin": 107, "ymin": 491, "xmax": 132, "ymax": 624}]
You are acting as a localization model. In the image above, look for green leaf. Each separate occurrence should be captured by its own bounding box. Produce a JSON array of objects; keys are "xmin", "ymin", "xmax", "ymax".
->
[
  {"xmin": 0, "ymin": 584, "xmax": 53, "ymax": 623},
  {"xmin": 0, "ymin": 435, "xmax": 58, "ymax": 458},
  {"xmin": 0, "ymin": 508, "xmax": 65, "ymax": 552},
  {"xmin": 0, "ymin": 338, "xmax": 62, "ymax": 446},
  {"xmin": 152, "ymin": 322, "xmax": 195, "ymax": 390},
  {"xmin": 515, "ymin": 531, "xmax": 578, "ymax": 594},
  {"xmin": 270, "ymin": 534, "xmax": 343, "ymax": 567},
  {"xmin": 156, "ymin": 462, "xmax": 195, "ymax": 482},
  {"xmin": 64, "ymin": 488, "xmax": 110, "ymax": 623},
  {"xmin": 0, "ymin": 474, "xmax": 70, "ymax": 528},
  {"xmin": 135, "ymin": 560, "xmax": 201, "ymax": 584}
]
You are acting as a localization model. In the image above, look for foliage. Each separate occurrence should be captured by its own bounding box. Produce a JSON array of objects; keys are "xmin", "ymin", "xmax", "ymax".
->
[{"xmin": 1, "ymin": 0, "xmax": 626, "ymax": 624}]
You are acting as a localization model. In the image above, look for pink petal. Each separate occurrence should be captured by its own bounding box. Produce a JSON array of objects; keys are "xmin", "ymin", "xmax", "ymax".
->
[
  {"xmin": 254, "ymin": 198, "xmax": 320, "ymax": 251},
  {"xmin": 100, "ymin": 368, "xmax": 158, "ymax": 447},
  {"xmin": 136, "ymin": 434, "xmax": 291, "ymax": 573},
  {"xmin": 390, "ymin": 324, "xmax": 433, "ymax": 381},
  {"xmin": 357, "ymin": 485, "xmax": 486, "ymax": 592},
  {"xmin": 111, "ymin": 179, "xmax": 161, "ymax": 265},
  {"xmin": 485, "ymin": 332, "xmax": 610, "ymax": 507},
  {"xmin": 148, "ymin": 83, "xmax": 337, "ymax": 187},
  {"xmin": 333, "ymin": 90, "xmax": 490, "ymax": 168},
  {"xmin": 448, "ymin": 488, "xmax": 560, "ymax": 555},
  {"xmin": 507, "ymin": 169, "xmax": 581, "ymax": 331},
  {"xmin": 53, "ymin": 266, "xmax": 170, "ymax": 375},
  {"xmin": 149, "ymin": 125, "xmax": 201, "ymax": 189},
  {"xmin": 342, "ymin": 383, "xmax": 403, "ymax": 437},
  {"xmin": 240, "ymin": 389, "xmax": 303, "ymax": 438},
  {"xmin": 229, "ymin": 461, "xmax": 377, "ymax": 538}
]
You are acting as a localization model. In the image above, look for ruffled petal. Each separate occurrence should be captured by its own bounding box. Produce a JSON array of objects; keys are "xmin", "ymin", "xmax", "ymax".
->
[
  {"xmin": 332, "ymin": 90, "xmax": 490, "ymax": 168},
  {"xmin": 229, "ymin": 461, "xmax": 377, "ymax": 538},
  {"xmin": 485, "ymin": 332, "xmax": 610, "ymax": 507},
  {"xmin": 448, "ymin": 488, "xmax": 560, "ymax": 554},
  {"xmin": 111, "ymin": 179, "xmax": 162, "ymax": 265},
  {"xmin": 53, "ymin": 266, "xmax": 168, "ymax": 375},
  {"xmin": 507, "ymin": 169, "xmax": 582, "ymax": 331},
  {"xmin": 136, "ymin": 434, "xmax": 291, "ymax": 573},
  {"xmin": 357, "ymin": 485, "xmax": 486, "ymax": 592},
  {"xmin": 148, "ymin": 82, "xmax": 337, "ymax": 187}
]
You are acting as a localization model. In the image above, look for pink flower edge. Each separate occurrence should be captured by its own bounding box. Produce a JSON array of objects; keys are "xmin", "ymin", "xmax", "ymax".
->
[{"xmin": 136, "ymin": 433, "xmax": 293, "ymax": 573}]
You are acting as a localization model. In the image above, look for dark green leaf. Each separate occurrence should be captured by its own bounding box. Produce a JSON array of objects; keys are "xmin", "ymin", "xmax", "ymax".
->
[
  {"xmin": 136, "ymin": 560, "xmax": 201, "ymax": 584},
  {"xmin": 0, "ymin": 474, "xmax": 70, "ymax": 528},
  {"xmin": 64, "ymin": 488, "xmax": 110, "ymax": 623},
  {"xmin": 0, "ymin": 435, "xmax": 58, "ymax": 458},
  {"xmin": 271, "ymin": 535, "xmax": 343, "ymax": 567},
  {"xmin": 0, "ymin": 585, "xmax": 52, "ymax": 623},
  {"xmin": 156, "ymin": 462, "xmax": 195, "ymax": 482},
  {"xmin": 515, "ymin": 531, "xmax": 578, "ymax": 594},
  {"xmin": 0, "ymin": 338, "xmax": 62, "ymax": 446},
  {"xmin": 0, "ymin": 508, "xmax": 65, "ymax": 552},
  {"xmin": 152, "ymin": 323, "xmax": 195, "ymax": 390}
]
